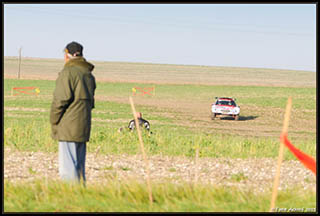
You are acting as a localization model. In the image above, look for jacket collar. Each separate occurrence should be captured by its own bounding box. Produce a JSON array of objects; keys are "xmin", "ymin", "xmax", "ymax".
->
[
  {"xmin": 65, "ymin": 57, "xmax": 94, "ymax": 71},
  {"xmin": 65, "ymin": 56, "xmax": 86, "ymax": 65}
]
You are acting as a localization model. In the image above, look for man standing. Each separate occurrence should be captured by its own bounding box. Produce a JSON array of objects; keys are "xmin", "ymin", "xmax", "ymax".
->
[{"xmin": 50, "ymin": 41, "xmax": 96, "ymax": 183}]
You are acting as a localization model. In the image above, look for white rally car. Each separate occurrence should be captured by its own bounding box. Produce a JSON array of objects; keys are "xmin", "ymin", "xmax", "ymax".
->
[{"xmin": 211, "ymin": 97, "xmax": 240, "ymax": 120}]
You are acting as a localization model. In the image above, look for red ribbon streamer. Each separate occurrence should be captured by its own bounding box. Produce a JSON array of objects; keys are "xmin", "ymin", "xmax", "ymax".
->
[{"xmin": 281, "ymin": 133, "xmax": 316, "ymax": 175}]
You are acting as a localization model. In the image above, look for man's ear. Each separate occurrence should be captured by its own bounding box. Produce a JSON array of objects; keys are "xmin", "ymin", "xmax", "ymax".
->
[{"xmin": 64, "ymin": 53, "xmax": 69, "ymax": 62}]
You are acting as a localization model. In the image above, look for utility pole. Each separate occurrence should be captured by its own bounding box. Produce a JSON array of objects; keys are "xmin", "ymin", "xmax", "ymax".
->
[{"xmin": 18, "ymin": 47, "xmax": 22, "ymax": 79}]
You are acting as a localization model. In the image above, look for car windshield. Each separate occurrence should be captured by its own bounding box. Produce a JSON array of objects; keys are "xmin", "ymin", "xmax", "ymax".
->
[{"xmin": 216, "ymin": 100, "xmax": 236, "ymax": 106}]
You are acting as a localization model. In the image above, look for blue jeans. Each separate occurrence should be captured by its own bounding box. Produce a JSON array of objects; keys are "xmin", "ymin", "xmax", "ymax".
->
[{"xmin": 59, "ymin": 141, "xmax": 86, "ymax": 183}]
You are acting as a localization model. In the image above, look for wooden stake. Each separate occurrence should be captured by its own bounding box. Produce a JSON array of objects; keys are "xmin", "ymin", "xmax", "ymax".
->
[
  {"xmin": 195, "ymin": 145, "xmax": 199, "ymax": 183},
  {"xmin": 269, "ymin": 97, "xmax": 292, "ymax": 212},
  {"xmin": 94, "ymin": 145, "xmax": 102, "ymax": 158},
  {"xmin": 129, "ymin": 96, "xmax": 153, "ymax": 206}
]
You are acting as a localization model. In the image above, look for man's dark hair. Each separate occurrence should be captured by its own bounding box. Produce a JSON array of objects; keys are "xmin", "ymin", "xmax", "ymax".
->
[{"xmin": 65, "ymin": 41, "xmax": 83, "ymax": 56}]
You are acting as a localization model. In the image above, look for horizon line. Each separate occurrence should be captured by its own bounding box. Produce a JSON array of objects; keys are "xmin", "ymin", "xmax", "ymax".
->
[{"xmin": 3, "ymin": 55, "xmax": 315, "ymax": 73}]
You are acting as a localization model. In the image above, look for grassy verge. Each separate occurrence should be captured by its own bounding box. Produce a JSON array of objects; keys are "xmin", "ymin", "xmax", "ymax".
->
[{"xmin": 4, "ymin": 179, "xmax": 316, "ymax": 212}]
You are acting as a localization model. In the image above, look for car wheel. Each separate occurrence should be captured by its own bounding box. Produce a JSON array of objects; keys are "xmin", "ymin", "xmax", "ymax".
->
[
  {"xmin": 235, "ymin": 115, "xmax": 239, "ymax": 121},
  {"xmin": 211, "ymin": 113, "xmax": 216, "ymax": 120}
]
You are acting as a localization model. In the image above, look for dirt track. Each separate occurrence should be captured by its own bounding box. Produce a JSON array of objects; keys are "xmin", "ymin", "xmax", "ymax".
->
[
  {"xmin": 4, "ymin": 147, "xmax": 316, "ymax": 193},
  {"xmin": 4, "ymin": 57, "xmax": 316, "ymax": 88},
  {"xmin": 95, "ymin": 95, "xmax": 316, "ymax": 140}
]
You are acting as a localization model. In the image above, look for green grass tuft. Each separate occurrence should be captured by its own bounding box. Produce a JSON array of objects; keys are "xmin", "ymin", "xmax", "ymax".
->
[{"xmin": 4, "ymin": 179, "xmax": 316, "ymax": 212}]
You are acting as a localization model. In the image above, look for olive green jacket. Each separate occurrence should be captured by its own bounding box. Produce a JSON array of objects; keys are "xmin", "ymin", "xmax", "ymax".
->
[{"xmin": 50, "ymin": 57, "xmax": 96, "ymax": 142}]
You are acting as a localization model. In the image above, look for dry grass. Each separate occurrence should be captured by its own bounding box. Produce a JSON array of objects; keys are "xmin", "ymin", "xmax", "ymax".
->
[{"xmin": 4, "ymin": 57, "xmax": 316, "ymax": 87}]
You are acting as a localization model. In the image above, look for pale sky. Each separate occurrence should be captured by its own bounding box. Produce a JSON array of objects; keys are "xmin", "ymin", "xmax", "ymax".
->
[{"xmin": 4, "ymin": 3, "xmax": 317, "ymax": 71}]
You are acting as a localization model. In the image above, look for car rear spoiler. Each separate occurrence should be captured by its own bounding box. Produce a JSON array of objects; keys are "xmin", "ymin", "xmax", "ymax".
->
[{"xmin": 214, "ymin": 97, "xmax": 237, "ymax": 101}]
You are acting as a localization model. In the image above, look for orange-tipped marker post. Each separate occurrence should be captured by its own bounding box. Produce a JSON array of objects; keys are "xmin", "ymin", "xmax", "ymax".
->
[
  {"xmin": 269, "ymin": 97, "xmax": 292, "ymax": 212},
  {"xmin": 129, "ymin": 96, "xmax": 153, "ymax": 206}
]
